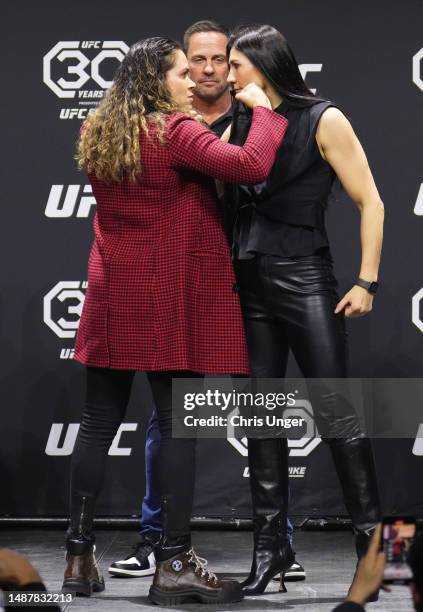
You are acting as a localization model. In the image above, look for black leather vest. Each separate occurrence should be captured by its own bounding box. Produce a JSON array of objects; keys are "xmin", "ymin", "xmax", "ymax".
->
[{"xmin": 227, "ymin": 99, "xmax": 337, "ymax": 229}]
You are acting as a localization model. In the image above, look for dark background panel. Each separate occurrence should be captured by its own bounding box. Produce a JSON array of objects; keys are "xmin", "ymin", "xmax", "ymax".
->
[{"xmin": 1, "ymin": 0, "xmax": 422, "ymax": 518}]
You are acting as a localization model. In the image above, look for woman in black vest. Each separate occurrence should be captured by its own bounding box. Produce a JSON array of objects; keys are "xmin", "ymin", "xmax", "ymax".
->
[{"xmin": 225, "ymin": 25, "xmax": 384, "ymax": 597}]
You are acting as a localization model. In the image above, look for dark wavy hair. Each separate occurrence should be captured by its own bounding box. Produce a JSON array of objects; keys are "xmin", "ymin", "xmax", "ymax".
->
[
  {"xmin": 228, "ymin": 24, "xmax": 327, "ymax": 108},
  {"xmin": 77, "ymin": 37, "xmax": 182, "ymax": 183}
]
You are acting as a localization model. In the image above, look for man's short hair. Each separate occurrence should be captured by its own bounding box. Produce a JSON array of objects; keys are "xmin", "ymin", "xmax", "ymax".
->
[{"xmin": 183, "ymin": 20, "xmax": 230, "ymax": 52}]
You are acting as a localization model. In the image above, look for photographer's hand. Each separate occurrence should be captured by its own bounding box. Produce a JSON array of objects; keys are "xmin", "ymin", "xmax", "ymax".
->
[
  {"xmin": 345, "ymin": 524, "xmax": 388, "ymax": 606},
  {"xmin": 0, "ymin": 549, "xmax": 41, "ymax": 587}
]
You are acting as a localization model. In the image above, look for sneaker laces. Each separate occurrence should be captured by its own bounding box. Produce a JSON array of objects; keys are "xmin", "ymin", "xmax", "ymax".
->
[{"xmin": 187, "ymin": 548, "xmax": 218, "ymax": 583}]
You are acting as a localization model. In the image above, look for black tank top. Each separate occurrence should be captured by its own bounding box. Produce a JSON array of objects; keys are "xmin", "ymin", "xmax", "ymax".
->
[{"xmin": 228, "ymin": 99, "xmax": 338, "ymax": 261}]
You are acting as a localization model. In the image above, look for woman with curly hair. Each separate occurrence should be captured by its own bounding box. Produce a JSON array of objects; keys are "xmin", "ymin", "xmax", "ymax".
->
[{"xmin": 61, "ymin": 37, "xmax": 288, "ymax": 605}]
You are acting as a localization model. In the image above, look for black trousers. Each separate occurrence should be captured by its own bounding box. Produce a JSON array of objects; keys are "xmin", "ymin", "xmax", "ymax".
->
[
  {"xmin": 70, "ymin": 368, "xmax": 198, "ymax": 539},
  {"xmin": 235, "ymin": 254, "xmax": 381, "ymax": 533},
  {"xmin": 235, "ymin": 254, "xmax": 347, "ymax": 378},
  {"xmin": 235, "ymin": 254, "xmax": 363, "ymax": 439}
]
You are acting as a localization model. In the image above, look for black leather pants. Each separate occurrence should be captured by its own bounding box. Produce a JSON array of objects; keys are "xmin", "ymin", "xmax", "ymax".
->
[
  {"xmin": 235, "ymin": 254, "xmax": 381, "ymax": 537},
  {"xmin": 235, "ymin": 254, "xmax": 347, "ymax": 380}
]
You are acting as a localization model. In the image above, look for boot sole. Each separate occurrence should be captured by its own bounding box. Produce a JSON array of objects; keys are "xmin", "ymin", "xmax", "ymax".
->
[
  {"xmin": 148, "ymin": 585, "xmax": 243, "ymax": 605},
  {"xmin": 62, "ymin": 578, "xmax": 105, "ymax": 597}
]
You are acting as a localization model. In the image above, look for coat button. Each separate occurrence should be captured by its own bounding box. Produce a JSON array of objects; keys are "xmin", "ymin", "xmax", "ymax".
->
[{"xmin": 232, "ymin": 283, "xmax": 238, "ymax": 293}]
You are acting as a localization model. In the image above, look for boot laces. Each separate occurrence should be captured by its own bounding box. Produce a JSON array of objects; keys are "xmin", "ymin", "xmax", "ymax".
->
[{"xmin": 187, "ymin": 548, "xmax": 217, "ymax": 583}]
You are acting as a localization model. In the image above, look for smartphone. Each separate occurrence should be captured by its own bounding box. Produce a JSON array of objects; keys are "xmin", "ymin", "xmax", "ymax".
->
[{"xmin": 382, "ymin": 516, "xmax": 416, "ymax": 584}]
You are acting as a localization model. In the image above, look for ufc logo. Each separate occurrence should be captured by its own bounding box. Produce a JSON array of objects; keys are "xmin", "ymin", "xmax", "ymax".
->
[
  {"xmin": 412, "ymin": 288, "xmax": 423, "ymax": 334},
  {"xmin": 45, "ymin": 185, "xmax": 96, "ymax": 218},
  {"xmin": 299, "ymin": 63, "xmax": 323, "ymax": 94},
  {"xmin": 45, "ymin": 423, "xmax": 138, "ymax": 456},
  {"xmin": 412, "ymin": 424, "xmax": 423, "ymax": 455},
  {"xmin": 412, "ymin": 48, "xmax": 423, "ymax": 92},
  {"xmin": 414, "ymin": 184, "xmax": 423, "ymax": 215}
]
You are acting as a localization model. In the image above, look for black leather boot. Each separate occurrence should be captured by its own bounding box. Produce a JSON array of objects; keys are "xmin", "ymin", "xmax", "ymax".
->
[
  {"xmin": 62, "ymin": 494, "xmax": 105, "ymax": 597},
  {"xmin": 329, "ymin": 437, "xmax": 381, "ymax": 548},
  {"xmin": 241, "ymin": 438, "xmax": 295, "ymax": 596},
  {"xmin": 329, "ymin": 436, "xmax": 382, "ymax": 602}
]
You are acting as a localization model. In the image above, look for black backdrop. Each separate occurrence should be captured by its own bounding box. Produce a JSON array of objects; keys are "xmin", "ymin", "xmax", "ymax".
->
[{"xmin": 2, "ymin": 0, "xmax": 423, "ymax": 519}]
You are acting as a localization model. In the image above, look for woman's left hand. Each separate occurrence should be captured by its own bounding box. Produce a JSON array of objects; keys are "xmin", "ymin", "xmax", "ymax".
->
[{"xmin": 334, "ymin": 285, "xmax": 374, "ymax": 317}]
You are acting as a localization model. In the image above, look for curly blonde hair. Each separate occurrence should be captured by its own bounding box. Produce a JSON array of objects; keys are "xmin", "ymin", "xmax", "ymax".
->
[{"xmin": 77, "ymin": 37, "xmax": 182, "ymax": 183}]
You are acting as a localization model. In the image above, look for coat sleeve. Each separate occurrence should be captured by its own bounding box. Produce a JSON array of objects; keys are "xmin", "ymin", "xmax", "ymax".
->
[{"xmin": 167, "ymin": 106, "xmax": 288, "ymax": 185}]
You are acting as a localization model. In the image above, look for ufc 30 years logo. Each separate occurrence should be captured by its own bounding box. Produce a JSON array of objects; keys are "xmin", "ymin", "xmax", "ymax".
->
[
  {"xmin": 43, "ymin": 41, "xmax": 128, "ymax": 118},
  {"xmin": 227, "ymin": 399, "xmax": 321, "ymax": 478},
  {"xmin": 43, "ymin": 281, "xmax": 86, "ymax": 339}
]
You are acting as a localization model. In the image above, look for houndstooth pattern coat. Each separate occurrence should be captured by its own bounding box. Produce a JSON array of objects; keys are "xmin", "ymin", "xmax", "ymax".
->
[{"xmin": 74, "ymin": 106, "xmax": 288, "ymax": 374}]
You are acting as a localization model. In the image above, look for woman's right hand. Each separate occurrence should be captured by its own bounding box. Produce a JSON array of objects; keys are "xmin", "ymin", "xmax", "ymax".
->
[{"xmin": 235, "ymin": 83, "xmax": 272, "ymax": 110}]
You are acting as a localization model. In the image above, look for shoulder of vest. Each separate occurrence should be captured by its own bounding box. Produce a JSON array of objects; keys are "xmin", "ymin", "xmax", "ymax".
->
[
  {"xmin": 308, "ymin": 100, "xmax": 341, "ymax": 120},
  {"xmin": 307, "ymin": 101, "xmax": 342, "ymax": 137}
]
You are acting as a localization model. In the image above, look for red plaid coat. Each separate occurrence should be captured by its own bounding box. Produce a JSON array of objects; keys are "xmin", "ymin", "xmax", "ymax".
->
[{"xmin": 74, "ymin": 106, "xmax": 288, "ymax": 373}]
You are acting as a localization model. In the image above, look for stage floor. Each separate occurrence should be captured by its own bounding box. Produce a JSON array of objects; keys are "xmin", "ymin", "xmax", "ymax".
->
[{"xmin": 0, "ymin": 528, "xmax": 414, "ymax": 611}]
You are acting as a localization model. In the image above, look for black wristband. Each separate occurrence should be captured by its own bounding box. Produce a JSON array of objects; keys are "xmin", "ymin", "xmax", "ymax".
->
[{"xmin": 355, "ymin": 278, "xmax": 379, "ymax": 294}]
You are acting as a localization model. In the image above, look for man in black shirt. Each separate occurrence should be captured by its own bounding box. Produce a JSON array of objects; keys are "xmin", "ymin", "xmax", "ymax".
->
[{"xmin": 109, "ymin": 20, "xmax": 305, "ymax": 585}]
